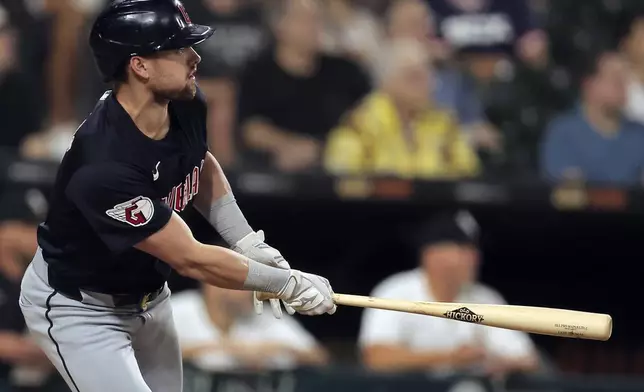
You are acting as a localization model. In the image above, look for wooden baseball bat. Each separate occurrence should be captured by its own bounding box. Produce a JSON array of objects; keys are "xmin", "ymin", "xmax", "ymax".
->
[{"xmin": 260, "ymin": 293, "xmax": 613, "ymax": 341}]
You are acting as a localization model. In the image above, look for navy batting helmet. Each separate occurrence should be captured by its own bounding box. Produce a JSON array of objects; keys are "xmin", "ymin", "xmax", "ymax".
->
[{"xmin": 90, "ymin": 0, "xmax": 215, "ymax": 82}]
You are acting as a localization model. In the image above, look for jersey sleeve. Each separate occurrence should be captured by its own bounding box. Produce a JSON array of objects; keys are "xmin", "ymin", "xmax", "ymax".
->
[{"xmin": 66, "ymin": 164, "xmax": 172, "ymax": 254}]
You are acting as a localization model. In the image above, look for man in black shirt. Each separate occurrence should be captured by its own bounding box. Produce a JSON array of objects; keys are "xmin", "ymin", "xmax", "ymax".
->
[
  {"xmin": 0, "ymin": 186, "xmax": 53, "ymax": 391},
  {"xmin": 237, "ymin": 0, "xmax": 371, "ymax": 172},
  {"xmin": 18, "ymin": 1, "xmax": 336, "ymax": 391}
]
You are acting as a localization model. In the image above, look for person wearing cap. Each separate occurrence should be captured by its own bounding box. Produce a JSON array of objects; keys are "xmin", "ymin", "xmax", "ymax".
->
[
  {"xmin": 18, "ymin": 1, "xmax": 337, "ymax": 391},
  {"xmin": 358, "ymin": 211, "xmax": 539, "ymax": 376}
]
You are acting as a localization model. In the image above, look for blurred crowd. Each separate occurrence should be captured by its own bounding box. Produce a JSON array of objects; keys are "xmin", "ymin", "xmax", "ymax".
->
[
  {"xmin": 3, "ymin": 0, "xmax": 644, "ymax": 186},
  {"xmin": 0, "ymin": 0, "xmax": 640, "ymax": 389}
]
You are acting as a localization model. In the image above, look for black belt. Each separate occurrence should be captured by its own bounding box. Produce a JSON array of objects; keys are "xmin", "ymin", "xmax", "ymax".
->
[
  {"xmin": 58, "ymin": 283, "xmax": 163, "ymax": 309},
  {"xmin": 48, "ymin": 266, "xmax": 164, "ymax": 308},
  {"xmin": 107, "ymin": 286, "xmax": 164, "ymax": 308}
]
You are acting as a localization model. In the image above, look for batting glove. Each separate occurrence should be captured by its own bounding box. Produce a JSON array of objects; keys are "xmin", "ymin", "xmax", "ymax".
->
[
  {"xmin": 276, "ymin": 270, "xmax": 337, "ymax": 316},
  {"xmin": 233, "ymin": 230, "xmax": 295, "ymax": 318}
]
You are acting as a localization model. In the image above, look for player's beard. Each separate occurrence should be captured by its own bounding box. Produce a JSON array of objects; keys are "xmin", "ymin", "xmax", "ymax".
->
[{"xmin": 154, "ymin": 79, "xmax": 197, "ymax": 101}]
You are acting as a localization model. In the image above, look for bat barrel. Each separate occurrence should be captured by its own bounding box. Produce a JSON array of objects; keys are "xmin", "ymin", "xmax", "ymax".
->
[{"xmin": 333, "ymin": 294, "xmax": 613, "ymax": 341}]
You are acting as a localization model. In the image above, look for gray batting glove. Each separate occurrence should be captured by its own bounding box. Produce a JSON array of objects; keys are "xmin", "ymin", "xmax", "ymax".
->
[
  {"xmin": 276, "ymin": 270, "xmax": 337, "ymax": 316},
  {"xmin": 233, "ymin": 230, "xmax": 295, "ymax": 318}
]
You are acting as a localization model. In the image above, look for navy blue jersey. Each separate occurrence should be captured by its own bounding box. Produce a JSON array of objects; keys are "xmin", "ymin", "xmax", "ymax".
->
[
  {"xmin": 428, "ymin": 0, "xmax": 536, "ymax": 55},
  {"xmin": 37, "ymin": 88, "xmax": 209, "ymax": 294}
]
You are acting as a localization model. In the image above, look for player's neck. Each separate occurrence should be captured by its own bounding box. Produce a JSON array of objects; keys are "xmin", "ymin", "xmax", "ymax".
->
[{"xmin": 115, "ymin": 84, "xmax": 171, "ymax": 141}]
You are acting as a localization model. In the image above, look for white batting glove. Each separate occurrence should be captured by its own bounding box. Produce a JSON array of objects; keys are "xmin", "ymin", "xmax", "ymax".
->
[
  {"xmin": 276, "ymin": 270, "xmax": 337, "ymax": 316},
  {"xmin": 233, "ymin": 230, "xmax": 295, "ymax": 318}
]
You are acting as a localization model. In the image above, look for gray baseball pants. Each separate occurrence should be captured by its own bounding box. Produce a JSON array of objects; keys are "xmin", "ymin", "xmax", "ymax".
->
[{"xmin": 18, "ymin": 248, "xmax": 183, "ymax": 392}]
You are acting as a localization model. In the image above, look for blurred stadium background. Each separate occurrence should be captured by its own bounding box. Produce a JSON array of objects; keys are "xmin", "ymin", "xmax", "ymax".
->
[{"xmin": 2, "ymin": 0, "xmax": 644, "ymax": 391}]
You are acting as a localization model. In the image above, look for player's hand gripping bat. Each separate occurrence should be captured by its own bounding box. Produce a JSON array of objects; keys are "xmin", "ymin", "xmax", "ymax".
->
[{"xmin": 258, "ymin": 292, "xmax": 612, "ymax": 341}]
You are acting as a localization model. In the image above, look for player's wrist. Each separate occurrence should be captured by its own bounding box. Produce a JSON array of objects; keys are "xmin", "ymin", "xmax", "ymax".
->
[
  {"xmin": 242, "ymin": 258, "xmax": 291, "ymax": 294},
  {"xmin": 232, "ymin": 230, "xmax": 261, "ymax": 253}
]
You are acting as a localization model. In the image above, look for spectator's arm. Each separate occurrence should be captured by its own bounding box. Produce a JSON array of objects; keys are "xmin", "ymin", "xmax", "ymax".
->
[
  {"xmin": 362, "ymin": 345, "xmax": 454, "ymax": 372},
  {"xmin": 324, "ymin": 123, "xmax": 367, "ymax": 175},
  {"xmin": 287, "ymin": 346, "xmax": 329, "ymax": 366},
  {"xmin": 540, "ymin": 120, "xmax": 581, "ymax": 181},
  {"xmin": 46, "ymin": 0, "xmax": 87, "ymax": 126},
  {"xmin": 483, "ymin": 323, "xmax": 540, "ymax": 374},
  {"xmin": 0, "ymin": 222, "xmax": 37, "ymax": 281},
  {"xmin": 0, "ymin": 333, "xmax": 48, "ymax": 365},
  {"xmin": 273, "ymin": 316, "xmax": 330, "ymax": 366},
  {"xmin": 479, "ymin": 288, "xmax": 540, "ymax": 374},
  {"xmin": 242, "ymin": 119, "xmax": 300, "ymax": 155},
  {"xmin": 199, "ymin": 79, "xmax": 237, "ymax": 167},
  {"xmin": 179, "ymin": 341, "xmax": 227, "ymax": 359}
]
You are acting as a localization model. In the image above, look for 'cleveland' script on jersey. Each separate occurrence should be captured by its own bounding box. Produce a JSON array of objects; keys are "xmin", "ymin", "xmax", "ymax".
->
[{"xmin": 161, "ymin": 159, "xmax": 204, "ymax": 212}]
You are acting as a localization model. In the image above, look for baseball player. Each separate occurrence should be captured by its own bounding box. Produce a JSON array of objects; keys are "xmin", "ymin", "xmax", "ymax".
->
[{"xmin": 17, "ymin": 1, "xmax": 337, "ymax": 391}]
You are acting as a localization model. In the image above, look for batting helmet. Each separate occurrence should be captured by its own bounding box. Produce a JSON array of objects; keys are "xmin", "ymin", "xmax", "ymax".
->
[{"xmin": 89, "ymin": 0, "xmax": 215, "ymax": 82}]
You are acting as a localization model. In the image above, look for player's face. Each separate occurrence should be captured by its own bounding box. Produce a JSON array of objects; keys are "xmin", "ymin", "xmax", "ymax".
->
[{"xmin": 145, "ymin": 47, "xmax": 202, "ymax": 101}]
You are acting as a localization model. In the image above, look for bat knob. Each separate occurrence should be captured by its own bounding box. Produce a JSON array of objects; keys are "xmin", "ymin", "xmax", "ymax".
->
[{"xmin": 256, "ymin": 292, "xmax": 278, "ymax": 301}]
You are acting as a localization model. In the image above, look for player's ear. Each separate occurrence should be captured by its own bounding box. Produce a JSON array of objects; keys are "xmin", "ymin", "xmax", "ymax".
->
[{"xmin": 129, "ymin": 56, "xmax": 151, "ymax": 81}]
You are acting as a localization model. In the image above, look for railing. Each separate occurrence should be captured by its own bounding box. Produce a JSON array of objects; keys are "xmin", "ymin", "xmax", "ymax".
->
[
  {"xmin": 4, "ymin": 364, "xmax": 644, "ymax": 392},
  {"xmin": 181, "ymin": 365, "xmax": 644, "ymax": 392},
  {"xmin": 0, "ymin": 155, "xmax": 641, "ymax": 214}
]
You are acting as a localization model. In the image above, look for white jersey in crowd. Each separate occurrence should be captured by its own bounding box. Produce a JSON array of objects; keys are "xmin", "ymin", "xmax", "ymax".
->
[
  {"xmin": 358, "ymin": 268, "xmax": 536, "ymax": 373},
  {"xmin": 171, "ymin": 290, "xmax": 319, "ymax": 372}
]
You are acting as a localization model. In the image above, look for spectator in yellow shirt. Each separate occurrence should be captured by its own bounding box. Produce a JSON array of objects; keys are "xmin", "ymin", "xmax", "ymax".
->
[{"xmin": 324, "ymin": 38, "xmax": 481, "ymax": 179}]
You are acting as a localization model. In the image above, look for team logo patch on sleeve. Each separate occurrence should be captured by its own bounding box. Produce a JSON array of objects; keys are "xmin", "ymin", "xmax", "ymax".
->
[{"xmin": 106, "ymin": 196, "xmax": 155, "ymax": 227}]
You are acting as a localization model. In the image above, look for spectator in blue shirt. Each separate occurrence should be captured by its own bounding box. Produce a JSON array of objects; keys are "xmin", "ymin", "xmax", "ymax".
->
[{"xmin": 540, "ymin": 51, "xmax": 644, "ymax": 186}]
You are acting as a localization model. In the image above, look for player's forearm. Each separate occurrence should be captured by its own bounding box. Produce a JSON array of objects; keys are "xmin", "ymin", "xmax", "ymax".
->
[
  {"xmin": 179, "ymin": 243, "xmax": 289, "ymax": 293},
  {"xmin": 194, "ymin": 152, "xmax": 253, "ymax": 246},
  {"xmin": 194, "ymin": 152, "xmax": 232, "ymax": 210},
  {"xmin": 362, "ymin": 345, "xmax": 453, "ymax": 372}
]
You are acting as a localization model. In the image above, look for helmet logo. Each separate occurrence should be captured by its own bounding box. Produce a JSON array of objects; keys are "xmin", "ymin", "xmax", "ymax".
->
[{"xmin": 177, "ymin": 2, "xmax": 192, "ymax": 24}]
